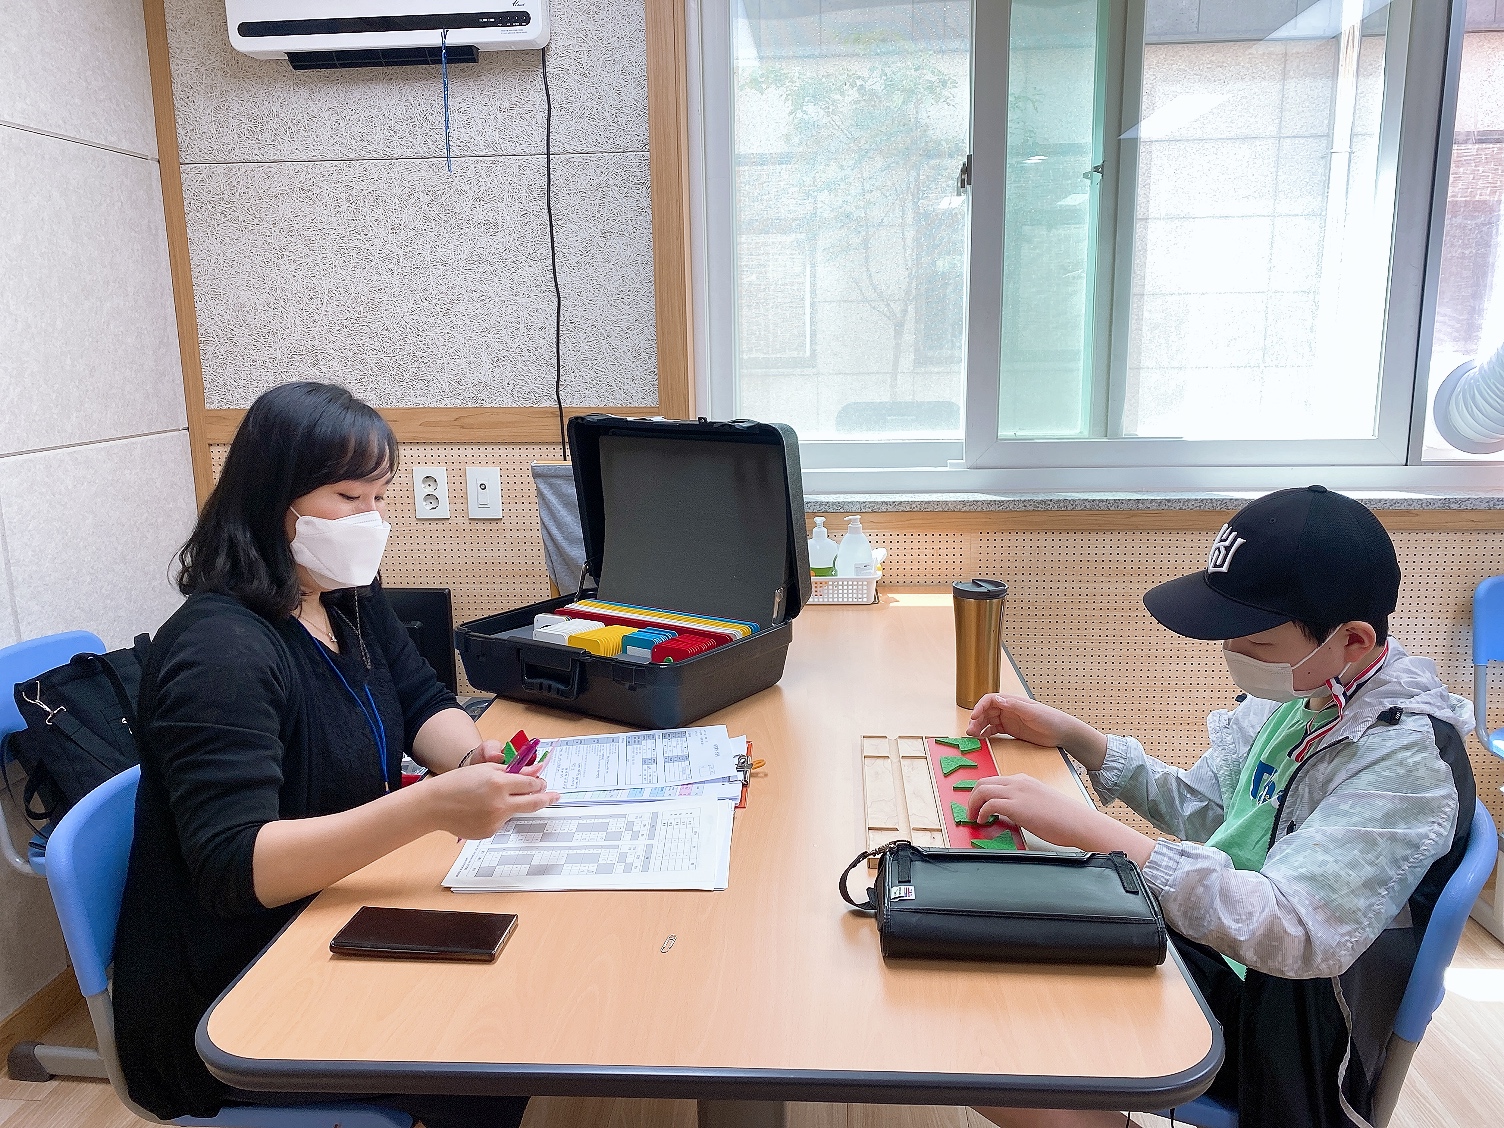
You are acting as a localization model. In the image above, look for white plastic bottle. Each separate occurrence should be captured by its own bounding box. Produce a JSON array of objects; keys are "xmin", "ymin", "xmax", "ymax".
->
[
  {"xmin": 807, "ymin": 517, "xmax": 839, "ymax": 577},
  {"xmin": 834, "ymin": 516, "xmax": 876, "ymax": 578}
]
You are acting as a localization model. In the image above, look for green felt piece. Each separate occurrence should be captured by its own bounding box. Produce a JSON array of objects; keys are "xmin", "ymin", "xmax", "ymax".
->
[
  {"xmin": 972, "ymin": 834, "xmax": 1019, "ymax": 851},
  {"xmin": 500, "ymin": 743, "xmax": 516, "ymax": 765},
  {"xmin": 952, "ymin": 779, "xmax": 978, "ymax": 791},
  {"xmin": 950, "ymin": 800, "xmax": 972, "ymax": 826},
  {"xmin": 935, "ymin": 736, "xmax": 984, "ymax": 752},
  {"xmin": 939, "ymin": 755, "xmax": 978, "ymax": 776}
]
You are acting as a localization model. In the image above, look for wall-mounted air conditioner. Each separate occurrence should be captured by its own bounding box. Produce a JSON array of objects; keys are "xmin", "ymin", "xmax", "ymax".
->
[{"xmin": 225, "ymin": 1, "xmax": 550, "ymax": 69}]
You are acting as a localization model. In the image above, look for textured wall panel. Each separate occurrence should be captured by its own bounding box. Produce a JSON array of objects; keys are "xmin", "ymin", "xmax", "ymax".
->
[
  {"xmin": 166, "ymin": 0, "xmax": 648, "ymax": 164},
  {"xmin": 0, "ymin": 130, "xmax": 186, "ymax": 455},
  {"xmin": 1, "ymin": 432, "xmax": 196, "ymax": 650},
  {"xmin": 0, "ymin": 0, "xmax": 159, "ymax": 157},
  {"xmin": 183, "ymin": 153, "xmax": 656, "ymax": 409}
]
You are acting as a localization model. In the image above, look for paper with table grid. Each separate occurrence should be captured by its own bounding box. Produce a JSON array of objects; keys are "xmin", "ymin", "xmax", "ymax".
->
[{"xmin": 443, "ymin": 797, "xmax": 735, "ymax": 892}]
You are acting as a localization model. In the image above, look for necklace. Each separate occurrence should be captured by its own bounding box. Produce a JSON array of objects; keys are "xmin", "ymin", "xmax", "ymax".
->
[{"xmin": 295, "ymin": 604, "xmax": 338, "ymax": 649}]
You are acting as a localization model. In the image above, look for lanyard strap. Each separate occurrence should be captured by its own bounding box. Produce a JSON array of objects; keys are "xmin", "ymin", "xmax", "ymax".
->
[
  {"xmin": 314, "ymin": 642, "xmax": 390, "ymax": 792},
  {"xmin": 1290, "ymin": 643, "xmax": 1390, "ymax": 763}
]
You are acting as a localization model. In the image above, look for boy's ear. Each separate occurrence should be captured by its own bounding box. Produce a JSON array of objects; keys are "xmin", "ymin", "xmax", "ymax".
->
[{"xmin": 1341, "ymin": 620, "xmax": 1378, "ymax": 656}]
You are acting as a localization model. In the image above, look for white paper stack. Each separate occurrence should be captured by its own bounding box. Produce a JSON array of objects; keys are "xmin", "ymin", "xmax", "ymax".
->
[
  {"xmin": 443, "ymin": 797, "xmax": 735, "ymax": 892},
  {"xmin": 536, "ymin": 725, "xmax": 745, "ymax": 807}
]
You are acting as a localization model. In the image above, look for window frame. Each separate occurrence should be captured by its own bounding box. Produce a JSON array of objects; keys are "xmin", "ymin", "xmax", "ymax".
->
[{"xmin": 691, "ymin": 0, "xmax": 1482, "ymax": 492}]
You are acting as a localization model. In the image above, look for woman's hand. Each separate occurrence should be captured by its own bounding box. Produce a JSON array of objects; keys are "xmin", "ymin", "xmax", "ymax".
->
[
  {"xmin": 967, "ymin": 694, "xmax": 1109, "ymax": 772},
  {"xmin": 422, "ymin": 763, "xmax": 558, "ymax": 841},
  {"xmin": 966, "ymin": 774, "xmax": 1154, "ymax": 866}
]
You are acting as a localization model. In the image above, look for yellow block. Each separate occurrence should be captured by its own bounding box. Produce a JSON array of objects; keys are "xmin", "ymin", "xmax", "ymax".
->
[{"xmin": 570, "ymin": 625, "xmax": 634, "ymax": 657}]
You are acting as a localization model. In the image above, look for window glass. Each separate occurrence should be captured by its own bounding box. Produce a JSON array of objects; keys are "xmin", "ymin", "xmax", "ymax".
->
[
  {"xmin": 732, "ymin": 0, "xmax": 973, "ymax": 439},
  {"xmin": 1120, "ymin": 0, "xmax": 1397, "ymax": 442},
  {"xmin": 1423, "ymin": 0, "xmax": 1504, "ymax": 461}
]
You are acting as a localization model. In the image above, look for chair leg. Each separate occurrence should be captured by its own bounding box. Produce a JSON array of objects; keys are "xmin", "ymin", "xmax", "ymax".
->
[
  {"xmin": 6, "ymin": 1040, "xmax": 108, "ymax": 1082},
  {"xmin": 1370, "ymin": 1035, "xmax": 1419, "ymax": 1128}
]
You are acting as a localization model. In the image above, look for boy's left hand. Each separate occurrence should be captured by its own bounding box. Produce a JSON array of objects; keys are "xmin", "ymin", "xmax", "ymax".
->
[{"xmin": 967, "ymin": 774, "xmax": 1156, "ymax": 866}]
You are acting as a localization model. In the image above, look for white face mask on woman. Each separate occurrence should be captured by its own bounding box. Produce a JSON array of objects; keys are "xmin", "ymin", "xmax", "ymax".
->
[
  {"xmin": 1222, "ymin": 631, "xmax": 1349, "ymax": 703},
  {"xmin": 289, "ymin": 508, "xmax": 391, "ymax": 591}
]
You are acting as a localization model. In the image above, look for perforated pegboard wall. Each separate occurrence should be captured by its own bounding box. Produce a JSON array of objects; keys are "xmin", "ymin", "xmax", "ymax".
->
[
  {"xmin": 844, "ymin": 523, "xmax": 1504, "ymax": 835},
  {"xmin": 208, "ymin": 452, "xmax": 1504, "ymax": 828},
  {"xmin": 211, "ymin": 443, "xmax": 558, "ymax": 694}
]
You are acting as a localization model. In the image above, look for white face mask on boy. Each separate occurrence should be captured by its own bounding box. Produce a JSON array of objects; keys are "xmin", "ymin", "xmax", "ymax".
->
[
  {"xmin": 1222, "ymin": 632, "xmax": 1349, "ymax": 703},
  {"xmin": 289, "ymin": 508, "xmax": 391, "ymax": 591}
]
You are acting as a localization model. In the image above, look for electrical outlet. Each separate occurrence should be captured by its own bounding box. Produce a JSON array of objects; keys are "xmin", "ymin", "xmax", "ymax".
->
[
  {"xmin": 412, "ymin": 466, "xmax": 450, "ymax": 519},
  {"xmin": 466, "ymin": 467, "xmax": 503, "ymax": 519}
]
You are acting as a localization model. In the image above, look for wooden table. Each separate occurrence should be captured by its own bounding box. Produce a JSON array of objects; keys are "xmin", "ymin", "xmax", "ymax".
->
[{"xmin": 199, "ymin": 588, "xmax": 1221, "ymax": 1122}]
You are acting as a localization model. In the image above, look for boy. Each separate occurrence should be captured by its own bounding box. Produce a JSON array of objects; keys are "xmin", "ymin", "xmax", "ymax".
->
[{"xmin": 965, "ymin": 486, "xmax": 1476, "ymax": 1128}]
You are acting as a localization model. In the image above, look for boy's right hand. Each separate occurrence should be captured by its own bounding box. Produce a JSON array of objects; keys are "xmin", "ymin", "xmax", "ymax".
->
[
  {"xmin": 967, "ymin": 694, "xmax": 1109, "ymax": 772},
  {"xmin": 423, "ymin": 762, "xmax": 559, "ymax": 841}
]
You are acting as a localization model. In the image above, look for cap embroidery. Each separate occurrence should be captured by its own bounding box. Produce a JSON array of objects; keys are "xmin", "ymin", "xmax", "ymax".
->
[{"xmin": 1207, "ymin": 524, "xmax": 1246, "ymax": 574}]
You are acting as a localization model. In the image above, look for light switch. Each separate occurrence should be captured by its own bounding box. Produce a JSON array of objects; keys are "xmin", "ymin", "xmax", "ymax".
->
[
  {"xmin": 466, "ymin": 467, "xmax": 502, "ymax": 519},
  {"xmin": 413, "ymin": 466, "xmax": 450, "ymax": 519}
]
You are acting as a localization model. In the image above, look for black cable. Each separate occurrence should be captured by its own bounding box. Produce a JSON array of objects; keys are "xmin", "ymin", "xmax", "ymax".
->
[{"xmin": 541, "ymin": 45, "xmax": 566, "ymax": 459}]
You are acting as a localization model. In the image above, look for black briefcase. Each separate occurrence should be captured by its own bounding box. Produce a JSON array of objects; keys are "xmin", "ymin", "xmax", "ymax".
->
[
  {"xmin": 455, "ymin": 415, "xmax": 811, "ymax": 729},
  {"xmin": 840, "ymin": 840, "xmax": 1168, "ymax": 967}
]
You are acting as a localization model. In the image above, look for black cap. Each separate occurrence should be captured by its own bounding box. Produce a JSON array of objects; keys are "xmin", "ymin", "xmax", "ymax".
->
[{"xmin": 1143, "ymin": 486, "xmax": 1400, "ymax": 641}]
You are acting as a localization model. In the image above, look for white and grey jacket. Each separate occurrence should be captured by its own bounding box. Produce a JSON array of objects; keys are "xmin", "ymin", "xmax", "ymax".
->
[{"xmin": 1088, "ymin": 642, "xmax": 1474, "ymax": 980}]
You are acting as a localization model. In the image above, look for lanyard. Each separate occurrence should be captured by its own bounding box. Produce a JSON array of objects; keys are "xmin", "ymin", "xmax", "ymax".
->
[
  {"xmin": 314, "ymin": 642, "xmax": 390, "ymax": 792},
  {"xmin": 1290, "ymin": 643, "xmax": 1390, "ymax": 763}
]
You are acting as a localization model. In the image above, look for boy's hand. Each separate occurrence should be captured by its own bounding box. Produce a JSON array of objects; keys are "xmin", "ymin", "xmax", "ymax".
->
[
  {"xmin": 967, "ymin": 774, "xmax": 1155, "ymax": 866},
  {"xmin": 967, "ymin": 694, "xmax": 1109, "ymax": 771}
]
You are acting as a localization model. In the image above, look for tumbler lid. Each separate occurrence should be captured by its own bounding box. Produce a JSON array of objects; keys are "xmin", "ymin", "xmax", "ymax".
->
[{"xmin": 952, "ymin": 578, "xmax": 1008, "ymax": 600}]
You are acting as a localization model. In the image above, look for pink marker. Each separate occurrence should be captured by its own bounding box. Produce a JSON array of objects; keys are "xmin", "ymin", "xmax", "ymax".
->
[{"xmin": 506, "ymin": 737, "xmax": 542, "ymax": 773}]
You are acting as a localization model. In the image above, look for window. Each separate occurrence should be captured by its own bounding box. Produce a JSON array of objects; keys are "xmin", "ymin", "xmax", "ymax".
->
[
  {"xmin": 1422, "ymin": 0, "xmax": 1504, "ymax": 462},
  {"xmin": 698, "ymin": 0, "xmax": 1467, "ymax": 486}
]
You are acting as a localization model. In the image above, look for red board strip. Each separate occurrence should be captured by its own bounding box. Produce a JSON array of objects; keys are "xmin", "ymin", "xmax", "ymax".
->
[{"xmin": 926, "ymin": 738, "xmax": 1025, "ymax": 851}]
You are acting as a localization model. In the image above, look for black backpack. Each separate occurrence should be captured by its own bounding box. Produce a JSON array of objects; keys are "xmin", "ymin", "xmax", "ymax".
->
[{"xmin": 3, "ymin": 636, "xmax": 150, "ymax": 827}]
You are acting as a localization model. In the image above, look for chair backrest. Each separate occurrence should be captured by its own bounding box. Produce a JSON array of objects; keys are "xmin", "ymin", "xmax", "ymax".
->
[
  {"xmin": 1473, "ymin": 577, "xmax": 1504, "ymax": 666},
  {"xmin": 531, "ymin": 461, "xmax": 587, "ymax": 596},
  {"xmin": 1393, "ymin": 798, "xmax": 1499, "ymax": 1042},
  {"xmin": 43, "ymin": 764, "xmax": 139, "ymax": 998},
  {"xmin": 0, "ymin": 631, "xmax": 107, "ymax": 741}
]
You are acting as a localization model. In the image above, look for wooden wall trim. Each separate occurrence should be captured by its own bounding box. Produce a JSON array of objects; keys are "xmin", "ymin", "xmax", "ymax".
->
[
  {"xmin": 143, "ymin": 0, "xmax": 213, "ymax": 506},
  {"xmin": 202, "ymin": 405, "xmax": 662, "ymax": 445},
  {"xmin": 0, "ymin": 968, "xmax": 81, "ymax": 1068},
  {"xmin": 645, "ymin": 0, "xmax": 697, "ymax": 420},
  {"xmin": 802, "ymin": 509, "xmax": 1504, "ymax": 534}
]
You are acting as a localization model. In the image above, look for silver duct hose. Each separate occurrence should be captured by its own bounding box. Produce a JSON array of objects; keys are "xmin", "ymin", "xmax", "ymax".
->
[{"xmin": 1435, "ymin": 337, "xmax": 1504, "ymax": 454}]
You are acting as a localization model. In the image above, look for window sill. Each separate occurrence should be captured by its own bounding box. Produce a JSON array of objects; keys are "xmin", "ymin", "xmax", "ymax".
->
[{"xmin": 800, "ymin": 491, "xmax": 1504, "ymax": 533}]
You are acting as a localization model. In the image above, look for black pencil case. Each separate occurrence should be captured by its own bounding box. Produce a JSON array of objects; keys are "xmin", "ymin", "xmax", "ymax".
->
[{"xmin": 839, "ymin": 840, "xmax": 1168, "ymax": 967}]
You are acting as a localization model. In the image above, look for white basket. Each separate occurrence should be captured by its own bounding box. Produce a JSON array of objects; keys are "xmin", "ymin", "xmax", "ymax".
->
[{"xmin": 808, "ymin": 572, "xmax": 881, "ymax": 605}]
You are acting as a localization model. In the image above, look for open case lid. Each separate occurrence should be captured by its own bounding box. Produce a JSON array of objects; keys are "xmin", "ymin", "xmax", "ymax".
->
[{"xmin": 568, "ymin": 416, "xmax": 812, "ymax": 631}]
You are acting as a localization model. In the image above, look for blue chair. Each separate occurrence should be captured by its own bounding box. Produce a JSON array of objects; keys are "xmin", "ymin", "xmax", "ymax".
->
[
  {"xmin": 1161, "ymin": 799, "xmax": 1498, "ymax": 1128},
  {"xmin": 1, "ymin": 631, "xmax": 114, "ymax": 1082},
  {"xmin": 1472, "ymin": 575, "xmax": 1504, "ymax": 757},
  {"xmin": 44, "ymin": 765, "xmax": 411, "ymax": 1127}
]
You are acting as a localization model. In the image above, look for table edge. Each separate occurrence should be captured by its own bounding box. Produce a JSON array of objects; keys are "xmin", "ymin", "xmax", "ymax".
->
[{"xmin": 196, "ymin": 940, "xmax": 1224, "ymax": 1111}]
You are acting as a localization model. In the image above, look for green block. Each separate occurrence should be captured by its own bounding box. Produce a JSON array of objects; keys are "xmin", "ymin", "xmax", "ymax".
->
[
  {"xmin": 939, "ymin": 755, "xmax": 977, "ymax": 776},
  {"xmin": 950, "ymin": 800, "xmax": 972, "ymax": 826},
  {"xmin": 937, "ymin": 736, "xmax": 983, "ymax": 753},
  {"xmin": 500, "ymin": 742, "xmax": 516, "ymax": 765},
  {"xmin": 972, "ymin": 834, "xmax": 1019, "ymax": 851},
  {"xmin": 952, "ymin": 779, "xmax": 978, "ymax": 791}
]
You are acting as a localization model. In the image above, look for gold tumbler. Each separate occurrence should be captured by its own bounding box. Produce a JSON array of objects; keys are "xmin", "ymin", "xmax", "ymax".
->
[{"xmin": 953, "ymin": 578, "xmax": 1009, "ymax": 709}]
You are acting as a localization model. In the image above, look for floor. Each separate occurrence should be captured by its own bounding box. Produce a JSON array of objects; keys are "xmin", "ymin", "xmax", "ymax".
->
[{"xmin": 6, "ymin": 923, "xmax": 1504, "ymax": 1128}]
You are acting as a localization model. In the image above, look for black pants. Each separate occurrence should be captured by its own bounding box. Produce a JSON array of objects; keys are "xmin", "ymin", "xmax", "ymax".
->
[
  {"xmin": 1174, "ymin": 933, "xmax": 1363, "ymax": 1128},
  {"xmin": 226, "ymin": 1087, "xmax": 528, "ymax": 1128}
]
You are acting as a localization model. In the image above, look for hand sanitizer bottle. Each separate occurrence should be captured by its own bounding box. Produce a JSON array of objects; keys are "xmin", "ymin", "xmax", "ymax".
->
[
  {"xmin": 807, "ymin": 517, "xmax": 839, "ymax": 577},
  {"xmin": 834, "ymin": 516, "xmax": 876, "ymax": 577}
]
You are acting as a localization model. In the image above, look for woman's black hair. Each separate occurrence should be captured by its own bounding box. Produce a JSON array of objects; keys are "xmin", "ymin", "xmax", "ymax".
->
[{"xmin": 176, "ymin": 382, "xmax": 399, "ymax": 620}]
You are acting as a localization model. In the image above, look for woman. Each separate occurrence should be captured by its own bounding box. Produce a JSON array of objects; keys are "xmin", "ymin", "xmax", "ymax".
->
[{"xmin": 113, "ymin": 382, "xmax": 556, "ymax": 1128}]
